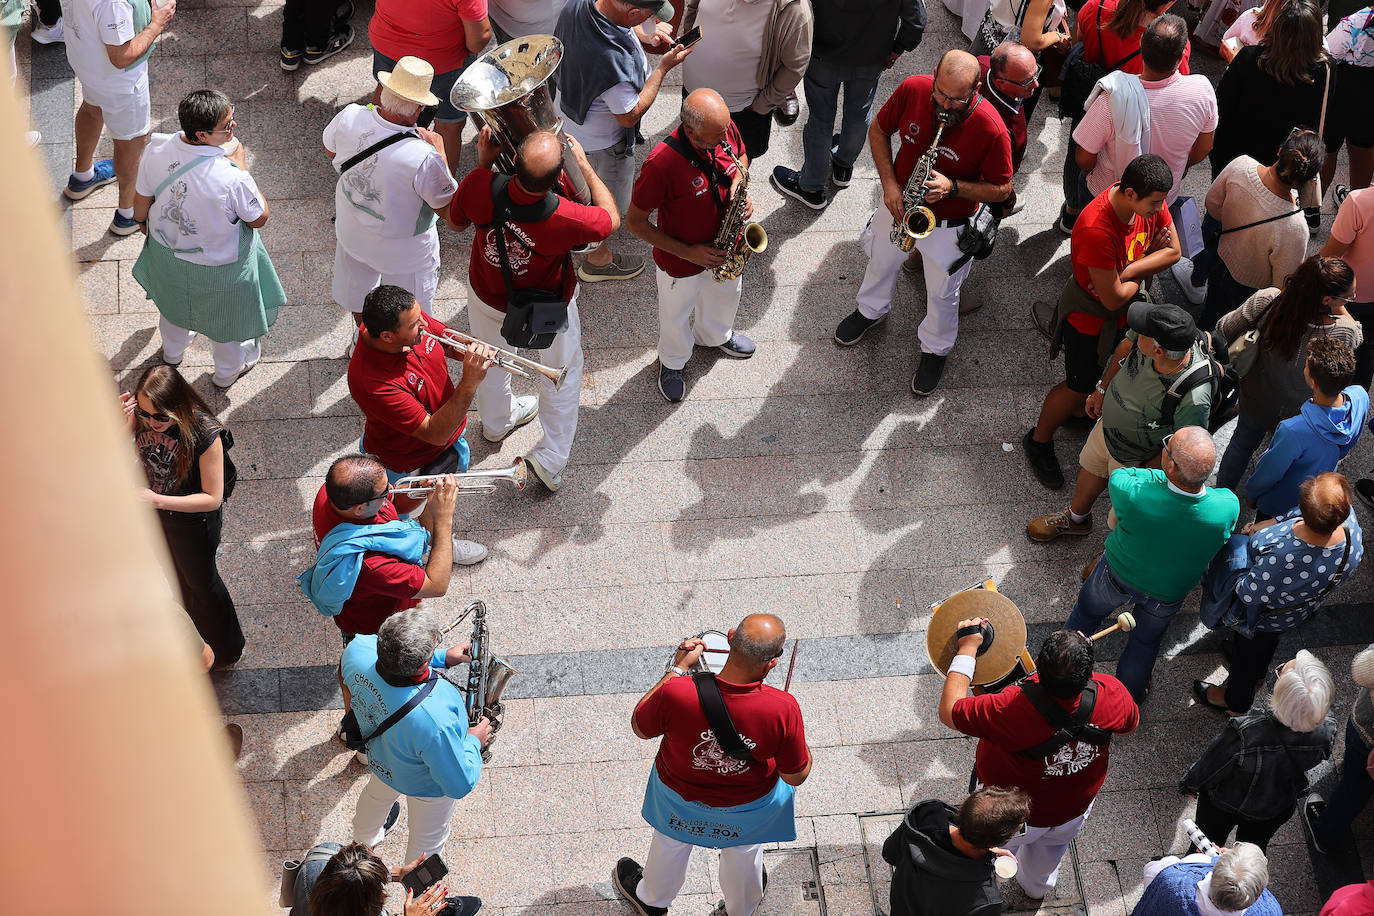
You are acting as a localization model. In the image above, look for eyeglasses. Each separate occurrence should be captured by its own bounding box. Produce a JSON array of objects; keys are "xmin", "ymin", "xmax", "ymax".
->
[
  {"xmin": 1327, "ymin": 294, "xmax": 1356, "ymax": 306},
  {"xmin": 362, "ymin": 487, "xmax": 389, "ymax": 505},
  {"xmin": 931, "ymin": 83, "xmax": 976, "ymax": 107},
  {"xmin": 207, "ymin": 118, "xmax": 237, "ymax": 136},
  {"xmin": 1001, "ymin": 66, "xmax": 1043, "ymax": 88},
  {"xmin": 135, "ymin": 407, "xmax": 172, "ymax": 423},
  {"xmin": 1161, "ymin": 433, "xmax": 1175, "ymax": 463}
]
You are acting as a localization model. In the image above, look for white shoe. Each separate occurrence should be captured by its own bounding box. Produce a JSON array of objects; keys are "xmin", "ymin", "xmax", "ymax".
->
[
  {"xmin": 1170, "ymin": 258, "xmax": 1207, "ymax": 306},
  {"xmin": 482, "ymin": 394, "xmax": 539, "ymax": 442},
  {"xmin": 450, "ymin": 536, "xmax": 488, "ymax": 565},
  {"xmin": 212, "ymin": 343, "xmax": 261, "ymax": 388},
  {"xmin": 525, "ymin": 453, "xmax": 563, "ymax": 493},
  {"xmin": 354, "ymin": 750, "xmax": 368, "ymax": 765},
  {"xmin": 24, "ymin": 130, "xmax": 40, "ymax": 148},
  {"xmin": 31, "ymin": 18, "xmax": 64, "ymax": 43}
]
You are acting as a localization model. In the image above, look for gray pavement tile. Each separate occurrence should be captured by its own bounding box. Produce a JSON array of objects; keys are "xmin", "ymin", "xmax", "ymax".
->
[
  {"xmin": 147, "ymin": 53, "xmax": 208, "ymax": 105},
  {"xmin": 533, "ymin": 695, "xmax": 647, "ymax": 766},
  {"xmin": 159, "ymin": 8, "xmax": 248, "ymax": 56},
  {"xmin": 791, "ymin": 634, "xmax": 879, "ymax": 683},
  {"xmin": 78, "ymin": 259, "xmax": 118, "ymax": 315},
  {"xmin": 870, "ymin": 631, "xmax": 930, "ymax": 677},
  {"xmin": 501, "ymin": 652, "xmax": 586, "ymax": 700},
  {"xmin": 205, "ymin": 52, "xmax": 299, "ymax": 102},
  {"xmin": 661, "ymin": 512, "xmax": 861, "ymax": 583},
  {"xmin": 212, "ymin": 666, "xmax": 281, "ymax": 714},
  {"xmin": 794, "ymin": 744, "xmax": 902, "ymax": 818},
  {"xmin": 888, "ymin": 737, "xmax": 980, "ymax": 808},
  {"xmin": 279, "ymin": 664, "xmax": 343, "ymax": 712},
  {"xmin": 1076, "ymin": 789, "xmax": 1162, "ymax": 861},
  {"xmin": 581, "ymin": 646, "xmax": 668, "ymax": 696},
  {"xmin": 243, "ymin": 780, "xmax": 288, "ymax": 849}
]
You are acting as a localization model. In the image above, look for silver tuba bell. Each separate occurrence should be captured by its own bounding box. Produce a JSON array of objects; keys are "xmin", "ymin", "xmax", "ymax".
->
[{"xmin": 450, "ymin": 35, "xmax": 589, "ymax": 202}]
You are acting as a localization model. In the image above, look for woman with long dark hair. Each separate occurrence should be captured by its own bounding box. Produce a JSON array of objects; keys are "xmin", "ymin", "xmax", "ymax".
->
[
  {"xmin": 120, "ymin": 365, "xmax": 244, "ymax": 666},
  {"xmin": 1215, "ymin": 256, "xmax": 1362, "ymax": 492}
]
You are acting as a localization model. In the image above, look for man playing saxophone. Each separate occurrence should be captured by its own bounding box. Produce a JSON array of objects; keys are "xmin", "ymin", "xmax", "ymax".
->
[
  {"xmin": 629, "ymin": 89, "xmax": 758, "ymax": 404},
  {"xmin": 835, "ymin": 49, "xmax": 1014, "ymax": 397}
]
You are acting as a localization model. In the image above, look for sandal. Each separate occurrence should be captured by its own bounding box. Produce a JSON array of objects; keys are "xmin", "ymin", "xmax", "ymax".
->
[{"xmin": 1192, "ymin": 679, "xmax": 1242, "ymax": 716}]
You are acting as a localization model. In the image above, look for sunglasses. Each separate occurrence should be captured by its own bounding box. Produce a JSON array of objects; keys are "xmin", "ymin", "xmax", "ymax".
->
[{"xmin": 136, "ymin": 407, "xmax": 172, "ymax": 423}]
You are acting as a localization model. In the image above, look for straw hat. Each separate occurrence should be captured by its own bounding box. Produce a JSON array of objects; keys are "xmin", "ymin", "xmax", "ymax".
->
[
  {"xmin": 927, "ymin": 589, "xmax": 1026, "ymax": 687},
  {"xmin": 378, "ymin": 56, "xmax": 441, "ymax": 108}
]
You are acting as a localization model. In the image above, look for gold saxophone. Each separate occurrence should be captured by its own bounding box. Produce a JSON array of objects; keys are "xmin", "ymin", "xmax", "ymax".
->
[
  {"xmin": 890, "ymin": 110, "xmax": 953, "ymax": 253},
  {"xmin": 712, "ymin": 145, "xmax": 767, "ymax": 282}
]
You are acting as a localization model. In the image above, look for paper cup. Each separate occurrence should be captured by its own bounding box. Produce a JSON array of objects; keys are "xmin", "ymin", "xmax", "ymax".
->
[{"xmin": 994, "ymin": 856, "xmax": 1018, "ymax": 879}]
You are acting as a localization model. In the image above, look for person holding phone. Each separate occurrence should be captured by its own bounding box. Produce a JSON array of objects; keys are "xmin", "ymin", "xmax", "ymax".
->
[{"xmin": 290, "ymin": 841, "xmax": 481, "ymax": 916}]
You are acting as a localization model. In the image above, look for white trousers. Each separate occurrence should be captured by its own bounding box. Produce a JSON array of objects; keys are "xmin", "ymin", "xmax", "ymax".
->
[
  {"xmin": 656, "ymin": 267, "xmax": 742, "ymax": 370},
  {"xmin": 466, "ymin": 293, "xmax": 584, "ymax": 475},
  {"xmin": 637, "ymin": 829, "xmax": 765, "ymax": 916},
  {"xmin": 332, "ymin": 242, "xmax": 438, "ymax": 315},
  {"xmin": 1001, "ymin": 803, "xmax": 1093, "ymax": 898},
  {"xmin": 158, "ymin": 316, "xmax": 260, "ymax": 387},
  {"xmin": 352, "ymin": 772, "xmax": 458, "ymax": 866},
  {"xmin": 855, "ymin": 206, "xmax": 974, "ymax": 356}
]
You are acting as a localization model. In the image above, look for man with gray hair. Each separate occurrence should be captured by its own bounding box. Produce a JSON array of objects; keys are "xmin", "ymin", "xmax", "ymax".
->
[
  {"xmin": 324, "ymin": 56, "xmax": 458, "ymax": 321},
  {"xmin": 1064, "ymin": 425, "xmax": 1239, "ymax": 702},
  {"xmin": 614, "ymin": 613, "xmax": 811, "ymax": 916},
  {"xmin": 1129, "ymin": 842, "xmax": 1281, "ymax": 916},
  {"xmin": 342, "ymin": 607, "xmax": 494, "ymax": 865}
]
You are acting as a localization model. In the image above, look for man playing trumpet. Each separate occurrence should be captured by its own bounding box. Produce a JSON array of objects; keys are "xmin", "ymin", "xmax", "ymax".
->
[
  {"xmin": 448, "ymin": 127, "xmax": 618, "ymax": 493},
  {"xmin": 347, "ymin": 284, "xmax": 495, "ymax": 564}
]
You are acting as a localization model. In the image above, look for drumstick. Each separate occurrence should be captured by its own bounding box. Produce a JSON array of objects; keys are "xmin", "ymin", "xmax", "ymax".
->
[
  {"xmin": 702, "ymin": 647, "xmax": 730, "ymax": 653},
  {"xmin": 783, "ymin": 638, "xmax": 800, "ymax": 692},
  {"xmin": 1088, "ymin": 611, "xmax": 1136, "ymax": 642}
]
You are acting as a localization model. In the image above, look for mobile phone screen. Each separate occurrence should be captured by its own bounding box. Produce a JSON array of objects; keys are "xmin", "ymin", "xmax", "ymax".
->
[
  {"xmin": 401, "ymin": 854, "xmax": 449, "ymax": 896},
  {"xmin": 674, "ymin": 25, "xmax": 701, "ymax": 48}
]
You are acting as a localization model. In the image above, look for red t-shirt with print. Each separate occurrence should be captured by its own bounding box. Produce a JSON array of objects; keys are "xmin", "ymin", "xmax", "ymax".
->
[
  {"xmin": 951, "ymin": 673, "xmax": 1138, "ymax": 827},
  {"xmin": 632, "ymin": 122, "xmax": 746, "ymax": 279},
  {"xmin": 633, "ymin": 674, "xmax": 810, "ymax": 807},
  {"xmin": 369, "ymin": 0, "xmax": 488, "ymax": 74},
  {"xmin": 1067, "ymin": 185, "xmax": 1174, "ymax": 335},
  {"xmin": 347, "ymin": 313, "xmax": 465, "ymax": 473},
  {"xmin": 874, "ymin": 74, "xmax": 1014, "ymax": 221},
  {"xmin": 1079, "ymin": 0, "xmax": 1192, "ymax": 75},
  {"xmin": 310, "ymin": 485, "xmax": 425, "ymax": 636}
]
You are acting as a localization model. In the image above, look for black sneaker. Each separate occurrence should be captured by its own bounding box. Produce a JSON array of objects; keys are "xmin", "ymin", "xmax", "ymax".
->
[
  {"xmin": 613, "ymin": 857, "xmax": 668, "ymax": 916},
  {"xmin": 1305, "ymin": 206, "xmax": 1322, "ymax": 230},
  {"xmin": 304, "ymin": 24, "xmax": 353, "ymax": 64},
  {"xmin": 770, "ymin": 166, "xmax": 826, "ymax": 210},
  {"xmin": 1357, "ymin": 477, "xmax": 1374, "ymax": 510},
  {"xmin": 1022, "ymin": 429, "xmax": 1065, "ymax": 490},
  {"xmin": 280, "ymin": 46, "xmax": 303, "ymax": 70},
  {"xmin": 439, "ymin": 896, "xmax": 482, "ymax": 916},
  {"xmin": 911, "ymin": 353, "xmax": 947, "ymax": 396},
  {"xmin": 1301, "ymin": 794, "xmax": 1338, "ymax": 855},
  {"xmin": 831, "ymin": 158, "xmax": 852, "ymax": 188},
  {"xmin": 834, "ymin": 309, "xmax": 886, "ymax": 346},
  {"xmin": 658, "ymin": 364, "xmax": 685, "ymax": 403},
  {"xmin": 1055, "ymin": 202, "xmax": 1077, "ymax": 235},
  {"xmin": 382, "ymin": 800, "xmax": 403, "ymax": 837},
  {"xmin": 1334, "ymin": 184, "xmax": 1351, "ymax": 209}
]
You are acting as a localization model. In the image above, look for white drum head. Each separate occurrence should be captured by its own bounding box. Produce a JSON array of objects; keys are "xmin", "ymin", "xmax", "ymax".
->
[{"xmin": 697, "ymin": 629, "xmax": 729, "ymax": 675}]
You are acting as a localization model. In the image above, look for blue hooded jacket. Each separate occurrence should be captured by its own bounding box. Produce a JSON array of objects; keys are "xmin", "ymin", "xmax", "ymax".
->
[{"xmin": 1247, "ymin": 385, "xmax": 1370, "ymax": 517}]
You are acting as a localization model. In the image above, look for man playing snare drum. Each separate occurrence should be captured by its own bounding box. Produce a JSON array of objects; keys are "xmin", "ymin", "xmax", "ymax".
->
[{"xmin": 613, "ymin": 613, "xmax": 811, "ymax": 916}]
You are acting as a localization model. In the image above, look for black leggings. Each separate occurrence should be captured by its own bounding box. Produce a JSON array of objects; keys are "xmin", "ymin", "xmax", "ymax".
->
[
  {"xmin": 1224, "ymin": 629, "xmax": 1282, "ymax": 714},
  {"xmin": 35, "ymin": 0, "xmax": 60, "ymax": 27},
  {"xmin": 1191, "ymin": 790, "xmax": 1293, "ymax": 853},
  {"xmin": 159, "ymin": 509, "xmax": 244, "ymax": 666}
]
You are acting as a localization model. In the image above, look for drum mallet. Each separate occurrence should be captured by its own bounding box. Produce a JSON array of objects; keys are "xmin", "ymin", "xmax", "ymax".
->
[{"xmin": 1088, "ymin": 612, "xmax": 1136, "ymax": 642}]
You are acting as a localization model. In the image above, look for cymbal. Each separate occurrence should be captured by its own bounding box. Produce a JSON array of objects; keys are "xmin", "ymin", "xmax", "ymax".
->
[{"xmin": 927, "ymin": 589, "xmax": 1026, "ymax": 686}]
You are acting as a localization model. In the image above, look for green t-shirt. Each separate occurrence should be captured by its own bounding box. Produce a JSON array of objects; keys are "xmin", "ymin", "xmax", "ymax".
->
[
  {"xmin": 1104, "ymin": 468, "xmax": 1239, "ymax": 601},
  {"xmin": 1101, "ymin": 331, "xmax": 1212, "ymax": 465}
]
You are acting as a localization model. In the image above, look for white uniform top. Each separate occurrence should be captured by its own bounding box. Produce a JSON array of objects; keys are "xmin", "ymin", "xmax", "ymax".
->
[
  {"xmin": 681, "ymin": 0, "xmax": 773, "ymax": 112},
  {"xmin": 323, "ymin": 104, "xmax": 457, "ymax": 273},
  {"xmin": 135, "ymin": 133, "xmax": 266, "ymax": 266},
  {"xmin": 59, "ymin": 0, "xmax": 144, "ymax": 89},
  {"xmin": 488, "ymin": 0, "xmax": 568, "ymax": 39},
  {"xmin": 555, "ymin": 30, "xmax": 648, "ymax": 152}
]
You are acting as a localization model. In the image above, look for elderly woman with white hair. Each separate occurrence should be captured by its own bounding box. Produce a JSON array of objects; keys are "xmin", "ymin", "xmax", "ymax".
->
[
  {"xmin": 1180, "ymin": 650, "xmax": 1337, "ymax": 851},
  {"xmin": 1129, "ymin": 842, "xmax": 1280, "ymax": 916},
  {"xmin": 1303, "ymin": 644, "xmax": 1374, "ymax": 855}
]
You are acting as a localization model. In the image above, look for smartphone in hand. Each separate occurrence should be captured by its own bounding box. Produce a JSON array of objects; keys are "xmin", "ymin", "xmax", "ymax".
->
[
  {"xmin": 673, "ymin": 25, "xmax": 702, "ymax": 48},
  {"xmin": 401, "ymin": 854, "xmax": 449, "ymax": 897}
]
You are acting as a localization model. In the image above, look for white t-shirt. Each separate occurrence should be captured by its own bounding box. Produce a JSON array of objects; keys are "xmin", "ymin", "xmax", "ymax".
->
[
  {"xmin": 323, "ymin": 104, "xmax": 457, "ymax": 273},
  {"xmin": 488, "ymin": 0, "xmax": 568, "ymax": 38},
  {"xmin": 681, "ymin": 0, "xmax": 773, "ymax": 112},
  {"xmin": 556, "ymin": 31, "xmax": 648, "ymax": 152},
  {"xmin": 135, "ymin": 133, "xmax": 266, "ymax": 266},
  {"xmin": 60, "ymin": 0, "xmax": 144, "ymax": 89}
]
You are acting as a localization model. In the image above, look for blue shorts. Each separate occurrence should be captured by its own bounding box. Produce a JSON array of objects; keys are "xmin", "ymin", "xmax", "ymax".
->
[{"xmin": 372, "ymin": 50, "xmax": 468, "ymax": 124}]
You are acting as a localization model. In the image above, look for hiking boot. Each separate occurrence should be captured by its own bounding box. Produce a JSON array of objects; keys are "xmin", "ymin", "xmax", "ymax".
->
[
  {"xmin": 1022, "ymin": 429, "xmax": 1065, "ymax": 490},
  {"xmin": 1027, "ymin": 509, "xmax": 1093, "ymax": 542},
  {"xmin": 834, "ymin": 309, "xmax": 886, "ymax": 346}
]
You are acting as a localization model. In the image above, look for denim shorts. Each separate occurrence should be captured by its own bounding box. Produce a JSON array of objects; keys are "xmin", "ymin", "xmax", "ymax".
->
[{"xmin": 372, "ymin": 50, "xmax": 467, "ymax": 124}]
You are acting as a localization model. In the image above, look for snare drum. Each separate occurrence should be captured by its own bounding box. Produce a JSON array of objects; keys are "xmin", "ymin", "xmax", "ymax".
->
[{"xmin": 685, "ymin": 629, "xmax": 730, "ymax": 675}]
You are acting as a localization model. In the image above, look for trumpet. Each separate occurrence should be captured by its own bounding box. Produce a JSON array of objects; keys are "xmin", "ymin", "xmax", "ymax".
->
[
  {"xmin": 390, "ymin": 459, "xmax": 528, "ymax": 496},
  {"xmin": 422, "ymin": 328, "xmax": 568, "ymax": 388}
]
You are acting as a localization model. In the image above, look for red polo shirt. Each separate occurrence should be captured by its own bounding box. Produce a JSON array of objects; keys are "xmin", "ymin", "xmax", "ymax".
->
[
  {"xmin": 347, "ymin": 313, "xmax": 466, "ymax": 473},
  {"xmin": 875, "ymin": 74, "xmax": 1014, "ymax": 221},
  {"xmin": 310, "ymin": 486, "xmax": 424, "ymax": 636},
  {"xmin": 632, "ymin": 122, "xmax": 746, "ymax": 278}
]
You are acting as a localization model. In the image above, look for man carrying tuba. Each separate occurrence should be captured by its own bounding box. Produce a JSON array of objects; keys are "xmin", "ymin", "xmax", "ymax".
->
[
  {"xmin": 834, "ymin": 50, "xmax": 1014, "ymax": 397},
  {"xmin": 628, "ymin": 89, "xmax": 759, "ymax": 404}
]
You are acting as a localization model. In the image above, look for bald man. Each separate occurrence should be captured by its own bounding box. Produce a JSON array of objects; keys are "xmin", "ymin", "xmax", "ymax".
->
[
  {"xmin": 835, "ymin": 49, "xmax": 1014, "ymax": 397},
  {"xmin": 615, "ymin": 614, "xmax": 812, "ymax": 916},
  {"xmin": 447, "ymin": 127, "xmax": 618, "ymax": 492},
  {"xmin": 629, "ymin": 89, "xmax": 759, "ymax": 403},
  {"xmin": 1064, "ymin": 426, "xmax": 1239, "ymax": 703}
]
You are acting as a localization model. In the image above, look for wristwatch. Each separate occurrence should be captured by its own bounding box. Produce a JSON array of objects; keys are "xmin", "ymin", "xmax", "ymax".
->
[
  {"xmin": 949, "ymin": 177, "xmax": 959, "ymax": 198},
  {"xmin": 665, "ymin": 664, "xmax": 687, "ymax": 677},
  {"xmin": 1094, "ymin": 382, "xmax": 1106, "ymax": 395}
]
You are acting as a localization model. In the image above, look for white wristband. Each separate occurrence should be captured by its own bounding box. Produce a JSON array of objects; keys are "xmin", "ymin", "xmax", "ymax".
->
[{"xmin": 948, "ymin": 654, "xmax": 978, "ymax": 680}]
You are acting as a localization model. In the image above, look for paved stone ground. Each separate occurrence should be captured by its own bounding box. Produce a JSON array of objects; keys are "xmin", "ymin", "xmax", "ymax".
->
[{"xmin": 24, "ymin": 0, "xmax": 1374, "ymax": 909}]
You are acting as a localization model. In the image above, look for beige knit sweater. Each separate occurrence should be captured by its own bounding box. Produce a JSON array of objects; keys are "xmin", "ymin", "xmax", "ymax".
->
[{"xmin": 1206, "ymin": 155, "xmax": 1309, "ymax": 290}]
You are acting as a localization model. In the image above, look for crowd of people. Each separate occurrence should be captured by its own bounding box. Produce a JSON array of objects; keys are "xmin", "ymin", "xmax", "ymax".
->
[{"xmin": 10, "ymin": 0, "xmax": 1374, "ymax": 906}]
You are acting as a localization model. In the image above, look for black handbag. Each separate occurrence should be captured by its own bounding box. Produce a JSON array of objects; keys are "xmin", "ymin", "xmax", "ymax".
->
[
  {"xmin": 484, "ymin": 174, "xmax": 569, "ymax": 351},
  {"xmin": 338, "ymin": 675, "xmax": 438, "ymax": 752},
  {"xmin": 950, "ymin": 204, "xmax": 999, "ymax": 272}
]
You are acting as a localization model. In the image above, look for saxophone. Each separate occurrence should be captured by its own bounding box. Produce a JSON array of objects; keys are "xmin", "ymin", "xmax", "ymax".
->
[
  {"xmin": 712, "ymin": 144, "xmax": 768, "ymax": 282},
  {"xmin": 440, "ymin": 600, "xmax": 516, "ymax": 763},
  {"xmin": 890, "ymin": 110, "xmax": 953, "ymax": 253}
]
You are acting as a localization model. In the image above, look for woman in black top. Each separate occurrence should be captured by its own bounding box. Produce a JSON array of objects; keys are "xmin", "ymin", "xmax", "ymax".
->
[
  {"xmin": 121, "ymin": 365, "xmax": 244, "ymax": 666},
  {"xmin": 1211, "ymin": 0, "xmax": 1333, "ymax": 179}
]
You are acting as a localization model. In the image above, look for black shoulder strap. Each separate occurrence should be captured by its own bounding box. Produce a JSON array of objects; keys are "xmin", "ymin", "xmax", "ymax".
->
[
  {"xmin": 1097, "ymin": 1, "xmax": 1143, "ymax": 71},
  {"xmin": 664, "ymin": 132, "xmax": 730, "ymax": 209},
  {"xmin": 1014, "ymin": 680, "xmax": 1113, "ymax": 758},
  {"xmin": 482, "ymin": 175, "xmax": 569, "ymax": 305},
  {"xmin": 1219, "ymin": 209, "xmax": 1304, "ymax": 236},
  {"xmin": 360, "ymin": 675, "xmax": 438, "ymax": 746},
  {"xmin": 339, "ymin": 130, "xmax": 417, "ymax": 175},
  {"xmin": 1159, "ymin": 341, "xmax": 1217, "ymax": 428},
  {"xmin": 692, "ymin": 672, "xmax": 757, "ymax": 762}
]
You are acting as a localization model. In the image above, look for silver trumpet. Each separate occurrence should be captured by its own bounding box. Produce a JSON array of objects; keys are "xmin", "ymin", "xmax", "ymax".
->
[
  {"xmin": 390, "ymin": 459, "xmax": 528, "ymax": 496},
  {"xmin": 440, "ymin": 600, "xmax": 517, "ymax": 763},
  {"xmin": 422, "ymin": 328, "xmax": 568, "ymax": 387}
]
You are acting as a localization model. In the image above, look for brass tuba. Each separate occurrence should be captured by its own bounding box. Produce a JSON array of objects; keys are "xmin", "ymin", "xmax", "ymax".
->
[
  {"xmin": 441, "ymin": 600, "xmax": 517, "ymax": 763},
  {"xmin": 890, "ymin": 110, "xmax": 952, "ymax": 252},
  {"xmin": 450, "ymin": 35, "xmax": 588, "ymax": 202},
  {"xmin": 712, "ymin": 144, "xmax": 767, "ymax": 282}
]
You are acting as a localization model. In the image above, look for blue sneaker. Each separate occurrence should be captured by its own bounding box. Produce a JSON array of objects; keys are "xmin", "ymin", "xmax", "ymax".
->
[
  {"xmin": 110, "ymin": 212, "xmax": 141, "ymax": 236},
  {"xmin": 658, "ymin": 363, "xmax": 685, "ymax": 403},
  {"xmin": 64, "ymin": 159, "xmax": 116, "ymax": 200}
]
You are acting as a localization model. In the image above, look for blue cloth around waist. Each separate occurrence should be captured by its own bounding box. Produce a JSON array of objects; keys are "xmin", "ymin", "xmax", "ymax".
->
[{"xmin": 641, "ymin": 766, "xmax": 796, "ymax": 849}]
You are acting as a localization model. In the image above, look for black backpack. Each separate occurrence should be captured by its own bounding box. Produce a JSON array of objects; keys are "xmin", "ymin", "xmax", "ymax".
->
[{"xmin": 1158, "ymin": 330, "xmax": 1239, "ymax": 435}]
